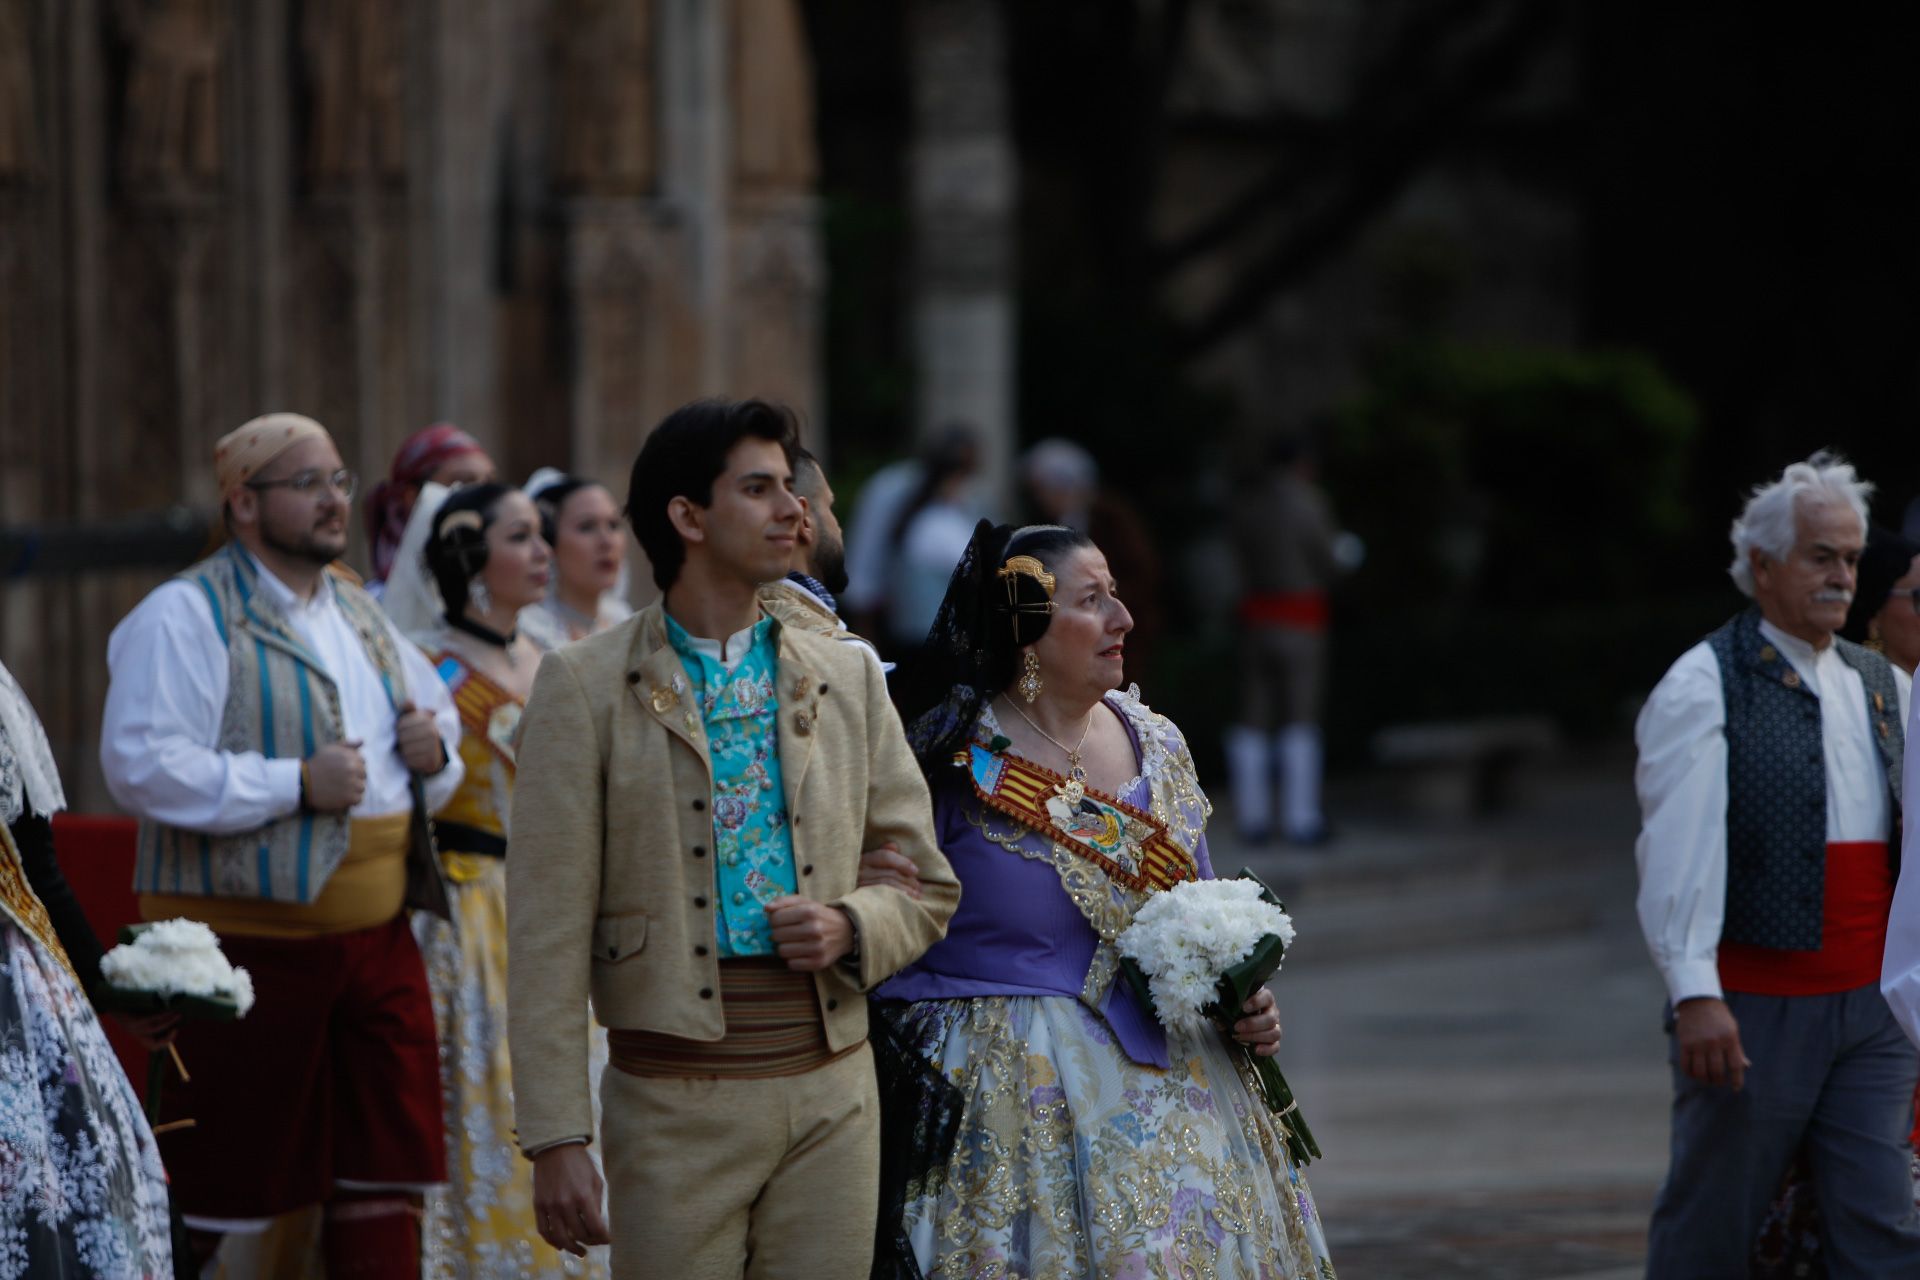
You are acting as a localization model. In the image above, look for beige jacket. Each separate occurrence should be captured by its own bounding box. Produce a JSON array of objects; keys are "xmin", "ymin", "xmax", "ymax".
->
[{"xmin": 506, "ymin": 602, "xmax": 959, "ymax": 1151}]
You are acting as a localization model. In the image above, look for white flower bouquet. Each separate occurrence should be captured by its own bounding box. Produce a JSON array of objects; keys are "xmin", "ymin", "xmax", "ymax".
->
[
  {"xmin": 98, "ymin": 918, "xmax": 256, "ymax": 1018},
  {"xmin": 96, "ymin": 919, "xmax": 254, "ymax": 1123},
  {"xmin": 1116, "ymin": 871, "xmax": 1320, "ymax": 1165}
]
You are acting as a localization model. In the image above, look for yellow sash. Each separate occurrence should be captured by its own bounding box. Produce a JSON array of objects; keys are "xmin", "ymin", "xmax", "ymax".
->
[
  {"xmin": 141, "ymin": 812, "xmax": 410, "ymax": 938},
  {"xmin": 957, "ymin": 743, "xmax": 1198, "ymax": 893}
]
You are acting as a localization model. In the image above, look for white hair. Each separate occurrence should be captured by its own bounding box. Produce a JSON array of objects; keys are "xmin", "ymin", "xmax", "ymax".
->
[{"xmin": 1726, "ymin": 451, "xmax": 1872, "ymax": 597}]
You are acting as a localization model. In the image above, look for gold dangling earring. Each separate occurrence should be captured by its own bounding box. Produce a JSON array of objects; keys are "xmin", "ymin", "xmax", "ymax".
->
[{"xmin": 1018, "ymin": 649, "xmax": 1043, "ymax": 703}]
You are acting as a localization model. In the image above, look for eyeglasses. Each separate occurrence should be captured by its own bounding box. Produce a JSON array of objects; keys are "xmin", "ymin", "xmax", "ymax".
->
[{"xmin": 247, "ymin": 468, "xmax": 357, "ymax": 499}]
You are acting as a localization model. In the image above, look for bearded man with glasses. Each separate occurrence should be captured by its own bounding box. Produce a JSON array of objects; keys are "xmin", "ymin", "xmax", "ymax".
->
[
  {"xmin": 1635, "ymin": 452, "xmax": 1920, "ymax": 1277},
  {"xmin": 99, "ymin": 413, "xmax": 466, "ymax": 1278}
]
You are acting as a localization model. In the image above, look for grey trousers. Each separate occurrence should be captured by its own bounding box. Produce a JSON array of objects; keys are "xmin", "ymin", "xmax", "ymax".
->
[{"xmin": 1646, "ymin": 984, "xmax": 1920, "ymax": 1280}]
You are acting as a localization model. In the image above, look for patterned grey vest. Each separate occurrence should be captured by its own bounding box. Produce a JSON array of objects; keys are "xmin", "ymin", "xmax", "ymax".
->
[
  {"xmin": 132, "ymin": 545, "xmax": 410, "ymax": 903},
  {"xmin": 1708, "ymin": 608, "xmax": 1903, "ymax": 951}
]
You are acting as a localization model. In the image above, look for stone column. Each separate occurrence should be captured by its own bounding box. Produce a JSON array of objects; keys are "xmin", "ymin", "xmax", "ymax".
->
[
  {"xmin": 413, "ymin": 0, "xmax": 501, "ymax": 437},
  {"xmin": 908, "ymin": 0, "xmax": 1016, "ymax": 513},
  {"xmin": 726, "ymin": 0, "xmax": 824, "ymax": 437}
]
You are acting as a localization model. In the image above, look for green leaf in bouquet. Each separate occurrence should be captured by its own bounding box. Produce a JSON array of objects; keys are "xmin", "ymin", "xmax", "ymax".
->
[
  {"xmin": 1225, "ymin": 866, "xmax": 1321, "ymax": 1165},
  {"xmin": 1216, "ymin": 931, "xmax": 1289, "ymax": 1014},
  {"xmin": 1210, "ymin": 868, "xmax": 1293, "ymax": 1014},
  {"xmin": 95, "ymin": 984, "xmax": 245, "ymax": 1022}
]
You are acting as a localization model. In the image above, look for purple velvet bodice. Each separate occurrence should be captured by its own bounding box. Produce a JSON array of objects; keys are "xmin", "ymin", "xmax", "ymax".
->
[{"xmin": 878, "ymin": 709, "xmax": 1214, "ymax": 1068}]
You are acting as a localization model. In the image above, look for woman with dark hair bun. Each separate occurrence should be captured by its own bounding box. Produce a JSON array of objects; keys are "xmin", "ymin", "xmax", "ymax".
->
[
  {"xmin": 390, "ymin": 483, "xmax": 613, "ymax": 1278},
  {"xmin": 877, "ymin": 521, "xmax": 1334, "ymax": 1278}
]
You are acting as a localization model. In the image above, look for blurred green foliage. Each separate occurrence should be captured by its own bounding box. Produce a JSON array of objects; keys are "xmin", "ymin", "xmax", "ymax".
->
[
  {"xmin": 1330, "ymin": 340, "xmax": 1698, "ymax": 613},
  {"xmin": 1320, "ymin": 340, "xmax": 1721, "ymax": 751}
]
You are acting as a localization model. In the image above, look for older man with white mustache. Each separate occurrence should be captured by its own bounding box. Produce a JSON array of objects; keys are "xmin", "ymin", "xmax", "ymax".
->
[{"xmin": 1634, "ymin": 452, "xmax": 1920, "ymax": 1277}]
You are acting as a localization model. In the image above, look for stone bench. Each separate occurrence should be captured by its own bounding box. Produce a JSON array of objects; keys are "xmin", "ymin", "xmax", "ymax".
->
[{"xmin": 1371, "ymin": 717, "xmax": 1561, "ymax": 818}]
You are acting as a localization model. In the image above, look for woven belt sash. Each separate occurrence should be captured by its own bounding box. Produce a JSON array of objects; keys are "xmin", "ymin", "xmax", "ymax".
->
[{"xmin": 607, "ymin": 958, "xmax": 855, "ymax": 1079}]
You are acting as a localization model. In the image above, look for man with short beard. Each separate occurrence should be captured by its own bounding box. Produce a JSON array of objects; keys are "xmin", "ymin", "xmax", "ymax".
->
[
  {"xmin": 1635, "ymin": 452, "xmax": 1920, "ymax": 1276},
  {"xmin": 100, "ymin": 413, "xmax": 464, "ymax": 1278},
  {"xmin": 758, "ymin": 446, "xmax": 889, "ymax": 672}
]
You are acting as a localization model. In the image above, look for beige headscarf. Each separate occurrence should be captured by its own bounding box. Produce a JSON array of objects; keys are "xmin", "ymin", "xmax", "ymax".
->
[{"xmin": 214, "ymin": 413, "xmax": 333, "ymax": 494}]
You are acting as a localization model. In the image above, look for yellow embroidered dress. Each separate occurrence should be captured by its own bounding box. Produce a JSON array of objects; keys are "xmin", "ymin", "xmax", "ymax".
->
[{"xmin": 416, "ymin": 650, "xmax": 609, "ymax": 1280}]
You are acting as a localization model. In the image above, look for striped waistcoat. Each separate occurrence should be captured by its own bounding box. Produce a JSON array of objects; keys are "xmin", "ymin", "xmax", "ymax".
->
[{"xmin": 133, "ymin": 545, "xmax": 409, "ymax": 903}]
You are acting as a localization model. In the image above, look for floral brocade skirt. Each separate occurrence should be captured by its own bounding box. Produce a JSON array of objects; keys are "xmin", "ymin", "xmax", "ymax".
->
[
  {"xmin": 0, "ymin": 922, "xmax": 172, "ymax": 1278},
  {"xmin": 415, "ymin": 854, "xmax": 610, "ymax": 1280},
  {"xmin": 893, "ymin": 995, "xmax": 1335, "ymax": 1280}
]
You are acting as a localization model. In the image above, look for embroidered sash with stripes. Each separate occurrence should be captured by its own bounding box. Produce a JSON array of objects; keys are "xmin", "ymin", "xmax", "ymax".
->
[
  {"xmin": 433, "ymin": 652, "xmax": 522, "ymax": 771},
  {"xmin": 957, "ymin": 743, "xmax": 1198, "ymax": 893}
]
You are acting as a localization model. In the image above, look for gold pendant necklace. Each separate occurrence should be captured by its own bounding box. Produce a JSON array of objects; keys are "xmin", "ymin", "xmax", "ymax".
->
[{"xmin": 1005, "ymin": 698, "xmax": 1095, "ymax": 805}]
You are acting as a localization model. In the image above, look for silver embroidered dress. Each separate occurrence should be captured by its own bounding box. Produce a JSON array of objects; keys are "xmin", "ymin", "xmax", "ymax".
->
[{"xmin": 879, "ymin": 688, "xmax": 1335, "ymax": 1279}]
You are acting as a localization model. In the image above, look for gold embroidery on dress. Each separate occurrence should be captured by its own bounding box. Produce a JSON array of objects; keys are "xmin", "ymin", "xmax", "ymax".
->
[
  {"xmin": 0, "ymin": 822, "xmax": 78, "ymax": 984},
  {"xmin": 914, "ymin": 697, "xmax": 1335, "ymax": 1279},
  {"xmin": 963, "ymin": 806, "xmax": 1141, "ymax": 1009},
  {"xmin": 905, "ymin": 997, "xmax": 1332, "ymax": 1279}
]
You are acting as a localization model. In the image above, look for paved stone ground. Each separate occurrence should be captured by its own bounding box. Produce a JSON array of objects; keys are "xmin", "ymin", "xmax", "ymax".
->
[{"xmin": 1207, "ymin": 752, "xmax": 1669, "ymax": 1278}]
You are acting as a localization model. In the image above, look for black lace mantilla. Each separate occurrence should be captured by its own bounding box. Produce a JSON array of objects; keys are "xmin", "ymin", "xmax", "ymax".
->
[
  {"xmin": 869, "ymin": 1001, "xmax": 965, "ymax": 1280},
  {"xmin": 900, "ymin": 520, "xmax": 1081, "ymax": 779}
]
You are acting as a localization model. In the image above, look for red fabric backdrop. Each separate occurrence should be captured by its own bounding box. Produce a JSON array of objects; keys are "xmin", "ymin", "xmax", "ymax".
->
[{"xmin": 50, "ymin": 813, "xmax": 148, "ymax": 1086}]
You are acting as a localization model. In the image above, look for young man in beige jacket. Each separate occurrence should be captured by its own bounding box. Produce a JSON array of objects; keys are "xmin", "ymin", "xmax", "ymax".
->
[{"xmin": 506, "ymin": 399, "xmax": 959, "ymax": 1277}]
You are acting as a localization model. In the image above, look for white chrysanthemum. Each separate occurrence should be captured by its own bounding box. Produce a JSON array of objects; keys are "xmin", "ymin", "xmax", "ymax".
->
[
  {"xmin": 99, "ymin": 917, "xmax": 255, "ymax": 1016},
  {"xmin": 1116, "ymin": 879, "xmax": 1293, "ymax": 1033}
]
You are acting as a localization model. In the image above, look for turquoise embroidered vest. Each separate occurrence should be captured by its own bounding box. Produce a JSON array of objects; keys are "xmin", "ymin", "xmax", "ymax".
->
[
  {"xmin": 1708, "ymin": 608, "xmax": 1904, "ymax": 951},
  {"xmin": 666, "ymin": 616, "xmax": 799, "ymax": 956},
  {"xmin": 132, "ymin": 545, "xmax": 410, "ymax": 903}
]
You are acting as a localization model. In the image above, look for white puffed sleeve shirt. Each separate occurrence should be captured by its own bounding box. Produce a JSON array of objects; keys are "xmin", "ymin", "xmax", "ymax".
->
[
  {"xmin": 1635, "ymin": 619, "xmax": 1907, "ymax": 1006},
  {"xmin": 101, "ymin": 551, "xmax": 462, "ymax": 830},
  {"xmin": 1880, "ymin": 682, "xmax": 1920, "ymax": 1047}
]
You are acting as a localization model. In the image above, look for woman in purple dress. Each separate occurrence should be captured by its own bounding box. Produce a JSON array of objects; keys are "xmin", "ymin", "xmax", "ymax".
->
[{"xmin": 876, "ymin": 521, "xmax": 1334, "ymax": 1279}]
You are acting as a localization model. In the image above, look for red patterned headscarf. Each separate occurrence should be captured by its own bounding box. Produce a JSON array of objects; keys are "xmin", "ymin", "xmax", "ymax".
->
[{"xmin": 363, "ymin": 423, "xmax": 489, "ymax": 583}]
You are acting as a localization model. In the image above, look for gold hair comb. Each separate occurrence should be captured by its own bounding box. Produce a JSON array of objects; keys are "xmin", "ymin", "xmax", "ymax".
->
[{"xmin": 997, "ymin": 555, "xmax": 1058, "ymax": 614}]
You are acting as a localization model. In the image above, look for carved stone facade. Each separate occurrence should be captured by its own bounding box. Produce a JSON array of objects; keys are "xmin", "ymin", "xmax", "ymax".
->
[{"xmin": 1, "ymin": 0, "xmax": 825, "ymax": 806}]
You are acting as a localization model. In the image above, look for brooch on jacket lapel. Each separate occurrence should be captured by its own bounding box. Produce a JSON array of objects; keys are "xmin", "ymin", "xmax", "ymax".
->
[
  {"xmin": 789, "ymin": 675, "xmax": 823, "ymax": 736},
  {"xmin": 650, "ymin": 671, "xmax": 688, "ymax": 715}
]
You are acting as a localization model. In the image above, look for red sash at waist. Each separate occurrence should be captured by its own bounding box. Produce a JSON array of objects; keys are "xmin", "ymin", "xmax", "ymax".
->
[
  {"xmin": 1719, "ymin": 841, "xmax": 1893, "ymax": 997},
  {"xmin": 1238, "ymin": 591, "xmax": 1329, "ymax": 631}
]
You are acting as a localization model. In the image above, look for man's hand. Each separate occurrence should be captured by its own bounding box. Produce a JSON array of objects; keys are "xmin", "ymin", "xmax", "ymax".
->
[
  {"xmin": 1675, "ymin": 996, "xmax": 1750, "ymax": 1090},
  {"xmin": 531, "ymin": 1144, "xmax": 610, "ymax": 1257},
  {"xmin": 394, "ymin": 701, "xmax": 446, "ymax": 775},
  {"xmin": 1232, "ymin": 986, "xmax": 1284, "ymax": 1058},
  {"xmin": 766, "ymin": 897, "xmax": 854, "ymax": 971},
  {"xmin": 856, "ymin": 842, "xmax": 923, "ymax": 899},
  {"xmin": 305, "ymin": 741, "xmax": 367, "ymax": 812}
]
